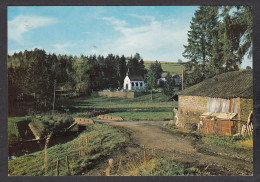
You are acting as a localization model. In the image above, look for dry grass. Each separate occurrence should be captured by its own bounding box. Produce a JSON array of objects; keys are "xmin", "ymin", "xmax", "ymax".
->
[{"xmin": 236, "ymin": 139, "xmax": 253, "ymax": 148}]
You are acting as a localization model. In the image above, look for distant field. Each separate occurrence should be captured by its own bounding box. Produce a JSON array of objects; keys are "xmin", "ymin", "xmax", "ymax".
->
[
  {"xmin": 72, "ymin": 92, "xmax": 177, "ymax": 121},
  {"xmin": 144, "ymin": 61, "xmax": 185, "ymax": 75}
]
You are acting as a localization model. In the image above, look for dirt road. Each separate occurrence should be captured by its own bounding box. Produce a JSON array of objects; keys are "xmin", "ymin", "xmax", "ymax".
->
[{"xmin": 89, "ymin": 120, "xmax": 253, "ymax": 176}]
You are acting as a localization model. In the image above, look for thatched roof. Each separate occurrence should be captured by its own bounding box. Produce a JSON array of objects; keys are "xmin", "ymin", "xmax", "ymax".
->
[{"xmin": 178, "ymin": 70, "xmax": 253, "ymax": 98}]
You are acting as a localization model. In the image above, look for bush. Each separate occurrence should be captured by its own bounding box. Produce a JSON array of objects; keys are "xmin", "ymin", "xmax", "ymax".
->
[{"xmin": 34, "ymin": 112, "xmax": 74, "ymax": 135}]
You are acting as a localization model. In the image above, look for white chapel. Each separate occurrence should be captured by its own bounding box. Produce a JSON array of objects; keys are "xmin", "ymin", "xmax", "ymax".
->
[{"xmin": 123, "ymin": 70, "xmax": 146, "ymax": 91}]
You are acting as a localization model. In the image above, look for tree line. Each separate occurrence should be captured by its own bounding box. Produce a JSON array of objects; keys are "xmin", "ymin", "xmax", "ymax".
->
[
  {"xmin": 183, "ymin": 6, "xmax": 252, "ymax": 87},
  {"xmin": 8, "ymin": 49, "xmax": 147, "ymax": 110}
]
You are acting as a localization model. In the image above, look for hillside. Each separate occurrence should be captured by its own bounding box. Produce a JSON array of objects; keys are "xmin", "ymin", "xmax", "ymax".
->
[{"xmin": 144, "ymin": 61, "xmax": 184, "ymax": 75}]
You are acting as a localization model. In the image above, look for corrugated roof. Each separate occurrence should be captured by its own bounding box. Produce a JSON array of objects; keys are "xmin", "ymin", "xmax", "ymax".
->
[
  {"xmin": 178, "ymin": 70, "xmax": 253, "ymax": 98},
  {"xmin": 128, "ymin": 75, "xmax": 144, "ymax": 81}
]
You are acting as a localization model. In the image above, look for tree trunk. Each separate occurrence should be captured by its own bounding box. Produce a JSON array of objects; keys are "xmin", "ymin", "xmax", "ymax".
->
[
  {"xmin": 52, "ymin": 81, "xmax": 56, "ymax": 112},
  {"xmin": 151, "ymin": 89, "xmax": 153, "ymax": 100}
]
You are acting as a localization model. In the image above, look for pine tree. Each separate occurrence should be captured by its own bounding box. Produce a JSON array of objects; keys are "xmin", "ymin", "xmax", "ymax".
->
[{"xmin": 183, "ymin": 6, "xmax": 221, "ymax": 86}]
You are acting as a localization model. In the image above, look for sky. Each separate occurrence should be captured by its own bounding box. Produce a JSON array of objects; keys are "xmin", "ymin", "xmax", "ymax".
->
[{"xmin": 8, "ymin": 6, "xmax": 252, "ymax": 68}]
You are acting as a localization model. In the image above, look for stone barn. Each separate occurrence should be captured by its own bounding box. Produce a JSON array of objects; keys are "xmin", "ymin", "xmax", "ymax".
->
[{"xmin": 176, "ymin": 70, "xmax": 253, "ymax": 135}]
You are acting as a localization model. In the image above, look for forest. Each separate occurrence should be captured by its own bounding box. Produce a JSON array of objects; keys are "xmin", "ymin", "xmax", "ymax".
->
[{"xmin": 8, "ymin": 51, "xmax": 150, "ymax": 110}]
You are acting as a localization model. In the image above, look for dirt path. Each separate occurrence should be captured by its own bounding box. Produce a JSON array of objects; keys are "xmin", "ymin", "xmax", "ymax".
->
[{"xmin": 87, "ymin": 120, "xmax": 253, "ymax": 176}]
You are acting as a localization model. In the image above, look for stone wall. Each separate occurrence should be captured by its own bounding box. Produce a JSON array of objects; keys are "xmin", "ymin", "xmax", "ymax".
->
[
  {"xmin": 98, "ymin": 91, "xmax": 135, "ymax": 98},
  {"xmin": 98, "ymin": 91, "xmax": 146, "ymax": 98},
  {"xmin": 177, "ymin": 96, "xmax": 207, "ymax": 128},
  {"xmin": 239, "ymin": 98, "xmax": 253, "ymax": 122},
  {"xmin": 96, "ymin": 115, "xmax": 123, "ymax": 121},
  {"xmin": 178, "ymin": 95, "xmax": 207, "ymax": 112}
]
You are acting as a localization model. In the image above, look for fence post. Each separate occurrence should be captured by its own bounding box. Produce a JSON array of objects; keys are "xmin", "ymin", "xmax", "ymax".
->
[
  {"xmin": 66, "ymin": 156, "xmax": 69, "ymax": 172},
  {"xmin": 44, "ymin": 132, "xmax": 53, "ymax": 176},
  {"xmin": 143, "ymin": 144, "xmax": 146, "ymax": 164},
  {"xmin": 86, "ymin": 136, "xmax": 89, "ymax": 147},
  {"xmin": 100, "ymin": 138, "xmax": 103, "ymax": 146},
  {"xmin": 56, "ymin": 158, "xmax": 59, "ymax": 176}
]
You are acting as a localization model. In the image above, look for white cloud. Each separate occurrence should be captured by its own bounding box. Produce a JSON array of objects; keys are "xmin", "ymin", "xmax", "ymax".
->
[
  {"xmin": 100, "ymin": 17, "xmax": 127, "ymax": 26},
  {"xmin": 100, "ymin": 16, "xmax": 188, "ymax": 61},
  {"xmin": 52, "ymin": 43, "xmax": 76, "ymax": 54},
  {"xmin": 8, "ymin": 15, "xmax": 58, "ymax": 44}
]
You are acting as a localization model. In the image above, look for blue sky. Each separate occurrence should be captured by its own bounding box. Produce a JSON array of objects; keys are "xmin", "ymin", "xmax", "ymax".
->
[{"xmin": 8, "ymin": 6, "xmax": 252, "ymax": 68}]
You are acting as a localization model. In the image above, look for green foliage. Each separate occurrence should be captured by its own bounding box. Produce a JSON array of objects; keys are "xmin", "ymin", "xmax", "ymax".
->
[
  {"xmin": 183, "ymin": 6, "xmax": 221, "ymax": 87},
  {"xmin": 34, "ymin": 113, "xmax": 74, "ymax": 134},
  {"xmin": 146, "ymin": 70, "xmax": 157, "ymax": 90},
  {"xmin": 127, "ymin": 53, "xmax": 147, "ymax": 78},
  {"xmin": 183, "ymin": 6, "xmax": 253, "ymax": 87},
  {"xmin": 149, "ymin": 60, "xmax": 163, "ymax": 79},
  {"xmin": 8, "ymin": 124, "xmax": 127, "ymax": 176},
  {"xmin": 163, "ymin": 73, "xmax": 175, "ymax": 97}
]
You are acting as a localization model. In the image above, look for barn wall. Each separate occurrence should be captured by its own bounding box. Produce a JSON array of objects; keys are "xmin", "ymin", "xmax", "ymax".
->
[
  {"xmin": 178, "ymin": 96, "xmax": 207, "ymax": 112},
  {"xmin": 98, "ymin": 91, "xmax": 135, "ymax": 98},
  {"xmin": 239, "ymin": 98, "xmax": 253, "ymax": 122},
  {"xmin": 177, "ymin": 96, "xmax": 207, "ymax": 128}
]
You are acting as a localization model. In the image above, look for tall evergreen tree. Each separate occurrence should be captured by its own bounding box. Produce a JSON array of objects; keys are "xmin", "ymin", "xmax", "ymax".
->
[{"xmin": 183, "ymin": 6, "xmax": 220, "ymax": 86}]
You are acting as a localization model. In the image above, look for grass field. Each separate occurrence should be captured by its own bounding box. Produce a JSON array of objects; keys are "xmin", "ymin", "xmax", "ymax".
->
[
  {"xmin": 72, "ymin": 92, "xmax": 177, "ymax": 121},
  {"xmin": 144, "ymin": 61, "xmax": 184, "ymax": 75},
  {"xmin": 8, "ymin": 124, "xmax": 127, "ymax": 176}
]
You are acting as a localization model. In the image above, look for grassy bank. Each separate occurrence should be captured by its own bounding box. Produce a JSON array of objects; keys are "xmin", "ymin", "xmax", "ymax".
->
[
  {"xmin": 8, "ymin": 117, "xmax": 30, "ymax": 145},
  {"xmin": 8, "ymin": 124, "xmax": 127, "ymax": 176}
]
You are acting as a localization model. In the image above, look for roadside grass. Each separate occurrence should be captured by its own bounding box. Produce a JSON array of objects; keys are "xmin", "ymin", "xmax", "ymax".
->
[
  {"xmin": 162, "ymin": 125, "xmax": 253, "ymax": 162},
  {"xmin": 8, "ymin": 124, "xmax": 127, "ymax": 176},
  {"xmin": 71, "ymin": 92, "xmax": 177, "ymax": 121},
  {"xmin": 8, "ymin": 117, "xmax": 31, "ymax": 145},
  {"xmin": 111, "ymin": 150, "xmax": 210, "ymax": 176},
  {"xmin": 122, "ymin": 158, "xmax": 209, "ymax": 176}
]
